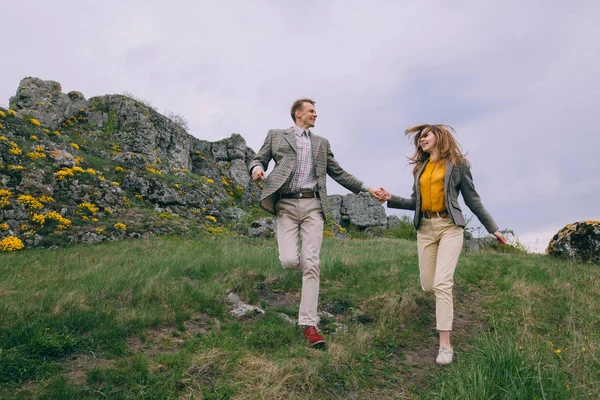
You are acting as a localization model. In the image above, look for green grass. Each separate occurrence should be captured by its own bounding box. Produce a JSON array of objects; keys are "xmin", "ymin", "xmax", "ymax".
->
[{"xmin": 1, "ymin": 238, "xmax": 599, "ymax": 399}]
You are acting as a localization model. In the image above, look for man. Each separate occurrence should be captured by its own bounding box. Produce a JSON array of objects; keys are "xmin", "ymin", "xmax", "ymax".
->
[{"xmin": 249, "ymin": 98, "xmax": 383, "ymax": 348}]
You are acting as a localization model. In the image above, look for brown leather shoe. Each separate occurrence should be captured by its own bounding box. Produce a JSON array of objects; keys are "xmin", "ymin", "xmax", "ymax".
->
[{"xmin": 303, "ymin": 326, "xmax": 326, "ymax": 348}]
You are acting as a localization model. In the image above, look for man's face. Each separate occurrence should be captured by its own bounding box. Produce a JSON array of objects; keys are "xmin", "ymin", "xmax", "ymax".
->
[{"xmin": 296, "ymin": 102, "xmax": 317, "ymax": 128}]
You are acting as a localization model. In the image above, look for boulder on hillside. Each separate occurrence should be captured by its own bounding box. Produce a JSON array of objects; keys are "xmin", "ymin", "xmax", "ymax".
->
[
  {"xmin": 324, "ymin": 192, "xmax": 387, "ymax": 229},
  {"xmin": 9, "ymin": 77, "xmax": 88, "ymax": 129},
  {"xmin": 546, "ymin": 221, "xmax": 600, "ymax": 264}
]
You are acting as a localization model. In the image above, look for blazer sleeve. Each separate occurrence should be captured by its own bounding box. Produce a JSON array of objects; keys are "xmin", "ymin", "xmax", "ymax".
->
[
  {"xmin": 325, "ymin": 140, "xmax": 366, "ymax": 194},
  {"xmin": 249, "ymin": 130, "xmax": 273, "ymax": 174},
  {"xmin": 460, "ymin": 161, "xmax": 499, "ymax": 233},
  {"xmin": 387, "ymin": 181, "xmax": 417, "ymax": 210}
]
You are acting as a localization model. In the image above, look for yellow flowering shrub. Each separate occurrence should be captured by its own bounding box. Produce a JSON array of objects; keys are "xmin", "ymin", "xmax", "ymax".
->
[
  {"xmin": 145, "ymin": 165, "xmax": 162, "ymax": 175},
  {"xmin": 0, "ymin": 136, "xmax": 7, "ymax": 141},
  {"xmin": 0, "ymin": 123, "xmax": 3, "ymax": 129},
  {"xmin": 52, "ymin": 130, "xmax": 61, "ymax": 136},
  {"xmin": 8, "ymin": 110, "xmax": 17, "ymax": 117},
  {"xmin": 96, "ymin": 228, "xmax": 104, "ymax": 234},
  {"xmin": 0, "ymin": 189, "xmax": 11, "ymax": 197},
  {"xmin": 70, "ymin": 143, "xmax": 79, "ymax": 150},
  {"xmin": 30, "ymin": 135, "xmax": 38, "ymax": 140},
  {"xmin": 0, "ymin": 236, "xmax": 24, "ymax": 252},
  {"xmin": 29, "ymin": 118, "xmax": 41, "ymax": 127},
  {"xmin": 0, "ymin": 110, "xmax": 6, "ymax": 118},
  {"xmin": 43, "ymin": 129, "xmax": 49, "ymax": 133},
  {"xmin": 17, "ymin": 195, "xmax": 44, "ymax": 210},
  {"xmin": 32, "ymin": 211, "xmax": 71, "ymax": 228},
  {"xmin": 110, "ymin": 181, "xmax": 119, "ymax": 186},
  {"xmin": 0, "ymin": 222, "xmax": 8, "ymax": 231},
  {"xmin": 26, "ymin": 151, "xmax": 46, "ymax": 160},
  {"xmin": 9, "ymin": 147, "xmax": 22, "ymax": 155},
  {"xmin": 221, "ymin": 177, "xmax": 229, "ymax": 186},
  {"xmin": 7, "ymin": 165, "xmax": 23, "ymax": 171},
  {"xmin": 114, "ymin": 223, "xmax": 127, "ymax": 231},
  {"xmin": 114, "ymin": 166, "xmax": 125, "ymax": 172},
  {"xmin": 77, "ymin": 202, "xmax": 99, "ymax": 215},
  {"xmin": 205, "ymin": 215, "xmax": 217, "ymax": 223}
]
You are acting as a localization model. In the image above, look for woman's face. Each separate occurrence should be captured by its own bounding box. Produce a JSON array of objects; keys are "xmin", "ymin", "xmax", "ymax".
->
[{"xmin": 419, "ymin": 131, "xmax": 438, "ymax": 154}]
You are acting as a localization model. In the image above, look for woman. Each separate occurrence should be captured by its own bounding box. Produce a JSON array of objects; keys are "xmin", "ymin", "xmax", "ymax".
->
[{"xmin": 379, "ymin": 124, "xmax": 506, "ymax": 365}]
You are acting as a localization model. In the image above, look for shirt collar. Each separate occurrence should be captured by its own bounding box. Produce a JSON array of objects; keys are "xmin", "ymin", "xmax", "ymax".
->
[{"xmin": 293, "ymin": 124, "xmax": 309, "ymax": 137}]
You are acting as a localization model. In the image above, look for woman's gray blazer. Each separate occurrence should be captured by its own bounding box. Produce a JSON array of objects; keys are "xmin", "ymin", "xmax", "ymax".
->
[{"xmin": 387, "ymin": 160, "xmax": 499, "ymax": 234}]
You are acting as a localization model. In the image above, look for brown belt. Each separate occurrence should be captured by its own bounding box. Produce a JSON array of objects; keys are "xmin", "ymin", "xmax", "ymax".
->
[
  {"xmin": 280, "ymin": 191, "xmax": 320, "ymax": 199},
  {"xmin": 421, "ymin": 210, "xmax": 449, "ymax": 219}
]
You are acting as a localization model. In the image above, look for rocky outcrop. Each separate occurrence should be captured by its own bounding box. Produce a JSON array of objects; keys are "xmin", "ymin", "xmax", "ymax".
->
[
  {"xmin": 1, "ymin": 77, "xmax": 401, "ymax": 250},
  {"xmin": 546, "ymin": 221, "xmax": 600, "ymax": 264}
]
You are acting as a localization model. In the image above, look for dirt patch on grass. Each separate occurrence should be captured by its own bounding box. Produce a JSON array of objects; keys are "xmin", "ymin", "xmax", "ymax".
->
[
  {"xmin": 63, "ymin": 353, "xmax": 117, "ymax": 386},
  {"xmin": 127, "ymin": 313, "xmax": 212, "ymax": 355}
]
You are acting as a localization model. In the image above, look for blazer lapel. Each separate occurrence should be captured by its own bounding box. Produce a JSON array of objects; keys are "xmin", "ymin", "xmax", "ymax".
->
[
  {"xmin": 444, "ymin": 161, "xmax": 453, "ymax": 189},
  {"xmin": 283, "ymin": 127, "xmax": 297, "ymax": 153},
  {"xmin": 415, "ymin": 161, "xmax": 429, "ymax": 193},
  {"xmin": 309, "ymin": 130, "xmax": 321, "ymax": 162}
]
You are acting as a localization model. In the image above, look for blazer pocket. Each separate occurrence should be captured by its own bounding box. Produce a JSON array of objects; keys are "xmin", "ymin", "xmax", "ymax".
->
[{"xmin": 450, "ymin": 199, "xmax": 462, "ymax": 211}]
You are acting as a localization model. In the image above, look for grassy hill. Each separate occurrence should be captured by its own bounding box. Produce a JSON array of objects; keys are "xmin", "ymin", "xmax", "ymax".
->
[{"xmin": 1, "ymin": 237, "xmax": 598, "ymax": 399}]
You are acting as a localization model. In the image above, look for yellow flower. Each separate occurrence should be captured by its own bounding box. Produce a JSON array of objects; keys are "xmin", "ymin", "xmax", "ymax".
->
[
  {"xmin": 555, "ymin": 349, "xmax": 561, "ymax": 354},
  {"xmin": 0, "ymin": 136, "xmax": 7, "ymax": 141},
  {"xmin": 0, "ymin": 110, "xmax": 5, "ymax": 118},
  {"xmin": 205, "ymin": 215, "xmax": 217, "ymax": 223},
  {"xmin": 7, "ymin": 110, "xmax": 17, "ymax": 117},
  {"xmin": 9, "ymin": 147, "xmax": 22, "ymax": 155},
  {"xmin": 114, "ymin": 222, "xmax": 127, "ymax": 231},
  {"xmin": 0, "ymin": 222, "xmax": 8, "ymax": 231},
  {"xmin": 30, "ymin": 135, "xmax": 38, "ymax": 140},
  {"xmin": 29, "ymin": 118, "xmax": 41, "ymax": 127},
  {"xmin": 0, "ymin": 236, "xmax": 24, "ymax": 251},
  {"xmin": 110, "ymin": 181, "xmax": 119, "ymax": 186},
  {"xmin": 53, "ymin": 130, "xmax": 61, "ymax": 136},
  {"xmin": 70, "ymin": 143, "xmax": 79, "ymax": 150},
  {"xmin": 0, "ymin": 189, "xmax": 12, "ymax": 197},
  {"xmin": 43, "ymin": 129, "xmax": 49, "ymax": 133},
  {"xmin": 115, "ymin": 166, "xmax": 125, "ymax": 172},
  {"xmin": 0, "ymin": 123, "xmax": 3, "ymax": 129}
]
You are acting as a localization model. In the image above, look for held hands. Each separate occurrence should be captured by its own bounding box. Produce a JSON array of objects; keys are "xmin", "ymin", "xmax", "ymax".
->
[
  {"xmin": 251, "ymin": 167, "xmax": 267, "ymax": 181},
  {"xmin": 368, "ymin": 187, "xmax": 391, "ymax": 202}
]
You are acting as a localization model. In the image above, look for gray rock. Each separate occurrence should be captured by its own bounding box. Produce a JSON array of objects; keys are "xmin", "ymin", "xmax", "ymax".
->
[
  {"xmin": 276, "ymin": 313, "xmax": 296, "ymax": 325},
  {"xmin": 546, "ymin": 221, "xmax": 600, "ymax": 263},
  {"xmin": 340, "ymin": 192, "xmax": 387, "ymax": 228},
  {"xmin": 9, "ymin": 77, "xmax": 87, "ymax": 129},
  {"xmin": 48, "ymin": 149, "xmax": 76, "ymax": 168},
  {"xmin": 226, "ymin": 291, "xmax": 265, "ymax": 318},
  {"xmin": 387, "ymin": 215, "xmax": 401, "ymax": 229},
  {"xmin": 247, "ymin": 218, "xmax": 276, "ymax": 238},
  {"xmin": 229, "ymin": 159, "xmax": 250, "ymax": 189},
  {"xmin": 81, "ymin": 232, "xmax": 104, "ymax": 244},
  {"xmin": 223, "ymin": 207, "xmax": 246, "ymax": 221}
]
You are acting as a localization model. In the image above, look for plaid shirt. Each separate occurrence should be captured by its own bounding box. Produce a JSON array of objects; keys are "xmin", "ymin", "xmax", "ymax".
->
[{"xmin": 280, "ymin": 125, "xmax": 318, "ymax": 193}]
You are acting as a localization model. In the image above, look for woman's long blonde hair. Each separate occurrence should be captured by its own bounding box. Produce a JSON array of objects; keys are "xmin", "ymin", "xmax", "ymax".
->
[{"xmin": 405, "ymin": 124, "xmax": 466, "ymax": 177}]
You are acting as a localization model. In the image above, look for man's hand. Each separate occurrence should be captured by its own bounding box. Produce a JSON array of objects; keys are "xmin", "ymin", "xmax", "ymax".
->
[
  {"xmin": 368, "ymin": 187, "xmax": 389, "ymax": 202},
  {"xmin": 492, "ymin": 231, "xmax": 507, "ymax": 245},
  {"xmin": 252, "ymin": 167, "xmax": 266, "ymax": 181}
]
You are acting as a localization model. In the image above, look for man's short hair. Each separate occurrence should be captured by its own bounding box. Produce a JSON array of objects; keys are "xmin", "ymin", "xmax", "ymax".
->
[{"xmin": 290, "ymin": 98, "xmax": 316, "ymax": 122}]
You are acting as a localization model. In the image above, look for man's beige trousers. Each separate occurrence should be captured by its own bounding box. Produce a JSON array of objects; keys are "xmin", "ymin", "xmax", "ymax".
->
[
  {"xmin": 276, "ymin": 198, "xmax": 324, "ymax": 327},
  {"xmin": 417, "ymin": 217, "xmax": 464, "ymax": 331}
]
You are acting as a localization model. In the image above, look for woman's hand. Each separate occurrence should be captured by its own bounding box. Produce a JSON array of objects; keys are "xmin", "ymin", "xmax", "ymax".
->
[
  {"xmin": 376, "ymin": 188, "xmax": 392, "ymax": 202},
  {"xmin": 492, "ymin": 231, "xmax": 507, "ymax": 245}
]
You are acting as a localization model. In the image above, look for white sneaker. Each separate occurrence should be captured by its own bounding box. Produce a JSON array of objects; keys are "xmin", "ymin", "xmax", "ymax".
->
[{"xmin": 436, "ymin": 346, "xmax": 453, "ymax": 365}]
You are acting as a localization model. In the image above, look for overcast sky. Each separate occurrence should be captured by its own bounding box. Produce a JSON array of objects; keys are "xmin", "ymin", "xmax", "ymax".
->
[{"xmin": 2, "ymin": 1, "xmax": 599, "ymax": 252}]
